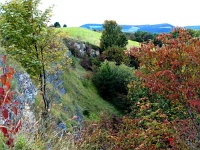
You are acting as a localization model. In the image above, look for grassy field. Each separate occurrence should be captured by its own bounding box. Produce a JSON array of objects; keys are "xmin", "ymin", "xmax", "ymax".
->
[{"xmin": 58, "ymin": 27, "xmax": 140, "ymax": 48}]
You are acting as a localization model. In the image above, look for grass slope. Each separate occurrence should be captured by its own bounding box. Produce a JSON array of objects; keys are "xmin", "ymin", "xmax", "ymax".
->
[
  {"xmin": 62, "ymin": 57, "xmax": 121, "ymax": 120},
  {"xmin": 0, "ymin": 46, "xmax": 119, "ymax": 127},
  {"xmin": 58, "ymin": 27, "xmax": 140, "ymax": 48},
  {"xmin": 34, "ymin": 56, "xmax": 121, "ymax": 127}
]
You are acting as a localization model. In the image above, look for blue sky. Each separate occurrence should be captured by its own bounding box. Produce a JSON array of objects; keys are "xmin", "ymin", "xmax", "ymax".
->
[{"xmin": 1, "ymin": 0, "xmax": 200, "ymax": 27}]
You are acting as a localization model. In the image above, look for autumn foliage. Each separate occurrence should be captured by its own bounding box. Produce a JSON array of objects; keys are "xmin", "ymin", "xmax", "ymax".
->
[
  {"xmin": 127, "ymin": 27, "xmax": 200, "ymax": 148},
  {"xmin": 0, "ymin": 55, "xmax": 21, "ymax": 147},
  {"xmin": 129, "ymin": 28, "xmax": 200, "ymax": 105},
  {"xmin": 78, "ymin": 28, "xmax": 200, "ymax": 149}
]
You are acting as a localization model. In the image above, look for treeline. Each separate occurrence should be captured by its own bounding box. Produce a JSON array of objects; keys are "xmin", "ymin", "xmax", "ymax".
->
[{"xmin": 126, "ymin": 29, "xmax": 200, "ymax": 46}]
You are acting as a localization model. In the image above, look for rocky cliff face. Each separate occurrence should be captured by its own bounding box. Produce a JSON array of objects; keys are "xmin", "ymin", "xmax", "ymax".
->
[
  {"xmin": 13, "ymin": 71, "xmax": 37, "ymax": 133},
  {"xmin": 0, "ymin": 55, "xmax": 84, "ymax": 144},
  {"xmin": 0, "ymin": 56, "xmax": 37, "ymax": 135}
]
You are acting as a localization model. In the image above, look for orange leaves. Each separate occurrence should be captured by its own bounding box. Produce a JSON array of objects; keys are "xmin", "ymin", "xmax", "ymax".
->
[
  {"xmin": 1, "ymin": 74, "xmax": 7, "ymax": 85},
  {"xmin": 155, "ymin": 71, "xmax": 162, "ymax": 77},
  {"xmin": 0, "ymin": 66, "xmax": 14, "ymax": 92},
  {"xmin": 12, "ymin": 106, "xmax": 18, "ymax": 115},
  {"xmin": 129, "ymin": 28, "xmax": 200, "ymax": 105},
  {"xmin": 0, "ymin": 55, "xmax": 21, "ymax": 147},
  {"xmin": 6, "ymin": 67, "xmax": 14, "ymax": 75}
]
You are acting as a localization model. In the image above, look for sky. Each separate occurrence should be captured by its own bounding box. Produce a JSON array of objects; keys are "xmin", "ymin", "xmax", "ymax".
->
[{"xmin": 1, "ymin": 0, "xmax": 200, "ymax": 27}]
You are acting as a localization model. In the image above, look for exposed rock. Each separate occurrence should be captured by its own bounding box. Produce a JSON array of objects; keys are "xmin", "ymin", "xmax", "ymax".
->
[
  {"xmin": 47, "ymin": 71, "xmax": 67, "ymax": 95},
  {"xmin": 48, "ymin": 91, "xmax": 62, "ymax": 104},
  {"xmin": 47, "ymin": 70, "xmax": 63, "ymax": 83},
  {"xmin": 54, "ymin": 121, "xmax": 67, "ymax": 138},
  {"xmin": 14, "ymin": 72, "xmax": 37, "ymax": 105},
  {"xmin": 13, "ymin": 72, "xmax": 38, "ymax": 133},
  {"xmin": 60, "ymin": 87, "xmax": 67, "ymax": 94},
  {"xmin": 54, "ymin": 80, "xmax": 64, "ymax": 89},
  {"xmin": 64, "ymin": 38, "xmax": 100, "ymax": 58},
  {"xmin": 75, "ymin": 105, "xmax": 84, "ymax": 123}
]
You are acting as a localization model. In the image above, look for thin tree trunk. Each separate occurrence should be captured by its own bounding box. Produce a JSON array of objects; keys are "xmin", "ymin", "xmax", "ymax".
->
[
  {"xmin": 40, "ymin": 47, "xmax": 49, "ymax": 112},
  {"xmin": 35, "ymin": 44, "xmax": 49, "ymax": 112}
]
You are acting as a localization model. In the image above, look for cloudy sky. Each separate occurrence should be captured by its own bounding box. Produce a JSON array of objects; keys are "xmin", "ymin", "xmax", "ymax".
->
[{"xmin": 1, "ymin": 0, "xmax": 200, "ymax": 27}]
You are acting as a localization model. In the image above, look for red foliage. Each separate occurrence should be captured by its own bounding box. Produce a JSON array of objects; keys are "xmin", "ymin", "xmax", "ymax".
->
[
  {"xmin": 129, "ymin": 28, "xmax": 200, "ymax": 108},
  {"xmin": 0, "ymin": 55, "xmax": 22, "ymax": 147},
  {"xmin": 127, "ymin": 28, "xmax": 200, "ymax": 148},
  {"xmin": 77, "ymin": 114, "xmax": 182, "ymax": 149}
]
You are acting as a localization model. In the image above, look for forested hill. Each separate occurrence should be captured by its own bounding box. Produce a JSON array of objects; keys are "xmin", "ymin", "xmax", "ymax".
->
[{"xmin": 80, "ymin": 23, "xmax": 200, "ymax": 34}]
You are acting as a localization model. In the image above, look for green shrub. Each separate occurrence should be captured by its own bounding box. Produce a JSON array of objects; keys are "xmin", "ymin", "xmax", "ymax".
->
[
  {"xmin": 15, "ymin": 136, "xmax": 28, "ymax": 150},
  {"xmin": 93, "ymin": 61, "xmax": 135, "ymax": 111},
  {"xmin": 103, "ymin": 46, "xmax": 130, "ymax": 65}
]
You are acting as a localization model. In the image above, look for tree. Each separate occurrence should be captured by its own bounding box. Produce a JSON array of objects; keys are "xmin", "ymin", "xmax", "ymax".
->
[
  {"xmin": 54, "ymin": 21, "xmax": 61, "ymax": 28},
  {"xmin": 100, "ymin": 20, "xmax": 128, "ymax": 51},
  {"xmin": 187, "ymin": 28, "xmax": 200, "ymax": 38},
  {"xmin": 129, "ymin": 27, "xmax": 200, "ymax": 143},
  {"xmin": 92, "ymin": 61, "xmax": 134, "ymax": 111},
  {"xmin": 63, "ymin": 24, "xmax": 67, "ymax": 27},
  {"xmin": 0, "ymin": 0, "xmax": 67, "ymax": 113},
  {"xmin": 102, "ymin": 46, "xmax": 130, "ymax": 65}
]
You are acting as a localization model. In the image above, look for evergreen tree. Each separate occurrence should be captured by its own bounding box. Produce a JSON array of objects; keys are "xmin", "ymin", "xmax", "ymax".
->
[{"xmin": 54, "ymin": 22, "xmax": 61, "ymax": 28}]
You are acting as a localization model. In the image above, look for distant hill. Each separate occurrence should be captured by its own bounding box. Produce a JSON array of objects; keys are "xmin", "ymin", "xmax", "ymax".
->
[
  {"xmin": 185, "ymin": 25, "xmax": 200, "ymax": 30},
  {"xmin": 80, "ymin": 23, "xmax": 200, "ymax": 34}
]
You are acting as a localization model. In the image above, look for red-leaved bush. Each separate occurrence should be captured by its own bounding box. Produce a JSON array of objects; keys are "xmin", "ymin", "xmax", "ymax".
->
[{"xmin": 0, "ymin": 55, "xmax": 21, "ymax": 147}]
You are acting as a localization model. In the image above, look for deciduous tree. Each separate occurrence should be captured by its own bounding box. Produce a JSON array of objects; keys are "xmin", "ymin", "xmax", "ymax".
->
[
  {"xmin": 129, "ymin": 27, "xmax": 200, "ymax": 140},
  {"xmin": 100, "ymin": 20, "xmax": 128, "ymax": 51},
  {"xmin": 0, "ymin": 0, "xmax": 67, "ymax": 113}
]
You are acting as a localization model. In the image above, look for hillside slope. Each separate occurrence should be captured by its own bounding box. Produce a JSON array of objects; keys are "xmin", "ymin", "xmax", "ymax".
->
[
  {"xmin": 33, "ymin": 57, "xmax": 121, "ymax": 131},
  {"xmin": 0, "ymin": 45, "xmax": 120, "ymax": 127},
  {"xmin": 58, "ymin": 27, "xmax": 140, "ymax": 48}
]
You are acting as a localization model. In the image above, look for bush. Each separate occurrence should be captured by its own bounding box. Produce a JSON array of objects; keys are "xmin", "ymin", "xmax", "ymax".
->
[
  {"xmin": 103, "ymin": 46, "xmax": 130, "ymax": 65},
  {"xmin": 92, "ymin": 61, "xmax": 135, "ymax": 111},
  {"xmin": 77, "ymin": 113, "xmax": 184, "ymax": 150},
  {"xmin": 127, "ymin": 79, "xmax": 188, "ymax": 120}
]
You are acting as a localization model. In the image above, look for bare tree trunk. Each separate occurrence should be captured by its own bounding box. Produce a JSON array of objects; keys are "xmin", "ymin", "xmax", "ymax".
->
[
  {"xmin": 40, "ymin": 47, "xmax": 49, "ymax": 113},
  {"xmin": 35, "ymin": 44, "xmax": 49, "ymax": 113}
]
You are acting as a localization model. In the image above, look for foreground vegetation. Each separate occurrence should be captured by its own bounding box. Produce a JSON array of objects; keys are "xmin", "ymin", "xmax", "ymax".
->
[{"xmin": 0, "ymin": 0, "xmax": 200, "ymax": 149}]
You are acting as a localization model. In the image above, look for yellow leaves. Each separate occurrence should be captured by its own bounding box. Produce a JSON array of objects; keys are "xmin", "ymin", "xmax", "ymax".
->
[{"xmin": 181, "ymin": 64, "xmax": 186, "ymax": 73}]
